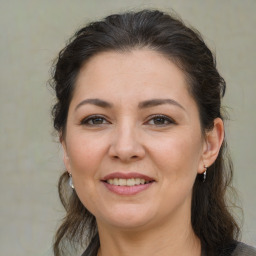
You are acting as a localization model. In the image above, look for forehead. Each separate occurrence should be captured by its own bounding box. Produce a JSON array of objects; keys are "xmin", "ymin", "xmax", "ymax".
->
[{"xmin": 71, "ymin": 49, "xmax": 196, "ymax": 111}]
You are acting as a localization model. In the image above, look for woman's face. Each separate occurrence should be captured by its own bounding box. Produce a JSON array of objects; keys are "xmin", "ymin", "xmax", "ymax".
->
[{"xmin": 62, "ymin": 49, "xmax": 208, "ymax": 230}]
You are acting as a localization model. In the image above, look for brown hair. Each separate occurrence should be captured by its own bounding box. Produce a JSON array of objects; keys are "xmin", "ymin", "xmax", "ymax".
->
[{"xmin": 50, "ymin": 9, "xmax": 240, "ymax": 256}]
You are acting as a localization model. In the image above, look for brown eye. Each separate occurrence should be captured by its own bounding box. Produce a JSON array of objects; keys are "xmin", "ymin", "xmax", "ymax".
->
[
  {"xmin": 147, "ymin": 115, "xmax": 175, "ymax": 126},
  {"xmin": 81, "ymin": 115, "xmax": 109, "ymax": 126}
]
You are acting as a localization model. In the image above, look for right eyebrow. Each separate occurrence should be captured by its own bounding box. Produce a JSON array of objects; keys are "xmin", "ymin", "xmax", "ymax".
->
[
  {"xmin": 75, "ymin": 98, "xmax": 113, "ymax": 111},
  {"xmin": 138, "ymin": 98, "xmax": 186, "ymax": 111}
]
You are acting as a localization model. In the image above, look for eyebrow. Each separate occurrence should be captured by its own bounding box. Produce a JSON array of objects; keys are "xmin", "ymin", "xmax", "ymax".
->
[
  {"xmin": 75, "ymin": 98, "xmax": 185, "ymax": 111},
  {"xmin": 138, "ymin": 98, "xmax": 185, "ymax": 111},
  {"xmin": 75, "ymin": 98, "xmax": 113, "ymax": 111}
]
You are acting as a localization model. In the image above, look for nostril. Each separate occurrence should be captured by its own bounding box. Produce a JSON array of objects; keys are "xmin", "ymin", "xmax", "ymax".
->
[{"xmin": 112, "ymin": 154, "xmax": 139, "ymax": 160}]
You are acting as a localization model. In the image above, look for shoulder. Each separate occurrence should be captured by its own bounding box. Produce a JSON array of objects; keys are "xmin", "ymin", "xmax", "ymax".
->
[{"xmin": 232, "ymin": 242, "xmax": 256, "ymax": 256}]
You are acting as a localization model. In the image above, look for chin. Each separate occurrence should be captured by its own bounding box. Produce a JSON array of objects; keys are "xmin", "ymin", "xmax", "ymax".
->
[
  {"xmin": 96, "ymin": 206, "xmax": 156, "ymax": 230},
  {"xmin": 105, "ymin": 217, "xmax": 152, "ymax": 231}
]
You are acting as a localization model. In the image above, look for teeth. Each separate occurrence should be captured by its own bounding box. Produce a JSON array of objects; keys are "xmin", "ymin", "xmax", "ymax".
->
[
  {"xmin": 106, "ymin": 178, "xmax": 150, "ymax": 186},
  {"xmin": 119, "ymin": 179, "xmax": 127, "ymax": 186},
  {"xmin": 135, "ymin": 178, "xmax": 141, "ymax": 185},
  {"xmin": 127, "ymin": 178, "xmax": 135, "ymax": 186}
]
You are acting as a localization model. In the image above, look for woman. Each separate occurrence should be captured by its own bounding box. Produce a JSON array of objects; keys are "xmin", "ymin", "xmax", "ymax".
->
[{"xmin": 50, "ymin": 10, "xmax": 256, "ymax": 256}]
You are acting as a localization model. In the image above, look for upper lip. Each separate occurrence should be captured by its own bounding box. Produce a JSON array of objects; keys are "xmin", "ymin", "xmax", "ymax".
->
[{"xmin": 102, "ymin": 172, "xmax": 155, "ymax": 181}]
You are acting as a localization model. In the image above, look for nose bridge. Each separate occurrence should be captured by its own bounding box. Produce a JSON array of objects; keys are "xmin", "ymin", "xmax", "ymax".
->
[{"xmin": 109, "ymin": 118, "xmax": 145, "ymax": 161}]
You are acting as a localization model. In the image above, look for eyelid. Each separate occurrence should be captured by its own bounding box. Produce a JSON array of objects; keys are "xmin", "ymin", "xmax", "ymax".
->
[
  {"xmin": 145, "ymin": 114, "xmax": 176, "ymax": 126},
  {"xmin": 80, "ymin": 114, "xmax": 111, "ymax": 126},
  {"xmin": 79, "ymin": 114, "xmax": 176, "ymax": 126}
]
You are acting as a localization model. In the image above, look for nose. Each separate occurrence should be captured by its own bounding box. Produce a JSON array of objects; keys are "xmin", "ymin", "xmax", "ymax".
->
[{"xmin": 108, "ymin": 123, "xmax": 146, "ymax": 162}]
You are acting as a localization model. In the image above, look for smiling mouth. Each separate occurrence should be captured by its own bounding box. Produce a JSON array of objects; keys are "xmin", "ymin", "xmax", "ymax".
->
[
  {"xmin": 104, "ymin": 178, "xmax": 154, "ymax": 186},
  {"xmin": 102, "ymin": 173, "xmax": 155, "ymax": 195}
]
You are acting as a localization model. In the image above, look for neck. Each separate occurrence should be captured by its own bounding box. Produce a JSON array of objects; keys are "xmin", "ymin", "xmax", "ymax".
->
[{"xmin": 97, "ymin": 212, "xmax": 201, "ymax": 256}]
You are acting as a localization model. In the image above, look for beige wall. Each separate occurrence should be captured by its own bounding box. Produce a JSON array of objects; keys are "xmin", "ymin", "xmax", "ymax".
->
[{"xmin": 0, "ymin": 0, "xmax": 255, "ymax": 255}]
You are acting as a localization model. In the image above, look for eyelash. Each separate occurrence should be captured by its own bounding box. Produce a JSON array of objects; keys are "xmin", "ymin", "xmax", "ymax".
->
[
  {"xmin": 80, "ymin": 115, "xmax": 110, "ymax": 126},
  {"xmin": 146, "ymin": 114, "xmax": 176, "ymax": 126},
  {"xmin": 80, "ymin": 114, "xmax": 176, "ymax": 127}
]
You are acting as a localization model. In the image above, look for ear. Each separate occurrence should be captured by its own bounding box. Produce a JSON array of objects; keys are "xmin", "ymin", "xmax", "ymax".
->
[
  {"xmin": 199, "ymin": 118, "xmax": 224, "ymax": 174},
  {"xmin": 61, "ymin": 140, "xmax": 71, "ymax": 172}
]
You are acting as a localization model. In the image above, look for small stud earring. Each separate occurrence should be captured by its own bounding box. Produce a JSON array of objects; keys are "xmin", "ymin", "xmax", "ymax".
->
[{"xmin": 68, "ymin": 173, "xmax": 74, "ymax": 189}]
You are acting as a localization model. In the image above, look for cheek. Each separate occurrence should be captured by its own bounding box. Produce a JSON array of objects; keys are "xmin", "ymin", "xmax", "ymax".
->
[
  {"xmin": 149, "ymin": 131, "xmax": 203, "ymax": 180},
  {"xmin": 66, "ymin": 134, "xmax": 107, "ymax": 179},
  {"xmin": 66, "ymin": 135, "xmax": 107, "ymax": 213}
]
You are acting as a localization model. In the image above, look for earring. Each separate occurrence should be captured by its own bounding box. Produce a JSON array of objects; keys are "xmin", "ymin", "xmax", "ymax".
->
[
  {"xmin": 68, "ymin": 173, "xmax": 74, "ymax": 189},
  {"xmin": 202, "ymin": 165, "xmax": 207, "ymax": 183}
]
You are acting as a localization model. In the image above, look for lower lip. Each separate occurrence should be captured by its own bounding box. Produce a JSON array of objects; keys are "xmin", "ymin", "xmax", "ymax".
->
[{"xmin": 102, "ymin": 182, "xmax": 154, "ymax": 195}]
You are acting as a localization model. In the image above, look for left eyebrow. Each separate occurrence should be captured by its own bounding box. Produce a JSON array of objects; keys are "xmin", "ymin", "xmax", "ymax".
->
[
  {"xmin": 138, "ymin": 98, "xmax": 186, "ymax": 111},
  {"xmin": 75, "ymin": 98, "xmax": 113, "ymax": 111}
]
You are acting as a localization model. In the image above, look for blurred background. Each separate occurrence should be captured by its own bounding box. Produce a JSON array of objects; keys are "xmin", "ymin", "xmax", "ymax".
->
[{"xmin": 0, "ymin": 0, "xmax": 255, "ymax": 255}]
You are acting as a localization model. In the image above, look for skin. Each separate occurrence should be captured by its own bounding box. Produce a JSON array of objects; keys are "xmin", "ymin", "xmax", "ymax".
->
[{"xmin": 62, "ymin": 49, "xmax": 224, "ymax": 256}]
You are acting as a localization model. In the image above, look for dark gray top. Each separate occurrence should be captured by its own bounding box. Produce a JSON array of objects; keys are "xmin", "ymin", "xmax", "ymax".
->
[
  {"xmin": 200, "ymin": 242, "xmax": 256, "ymax": 256},
  {"xmin": 82, "ymin": 238, "xmax": 256, "ymax": 256},
  {"xmin": 232, "ymin": 242, "xmax": 256, "ymax": 256}
]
